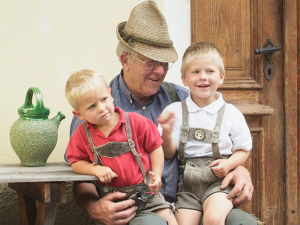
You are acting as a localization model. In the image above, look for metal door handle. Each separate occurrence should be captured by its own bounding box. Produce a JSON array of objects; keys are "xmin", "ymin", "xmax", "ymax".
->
[
  {"xmin": 254, "ymin": 39, "xmax": 281, "ymax": 82},
  {"xmin": 254, "ymin": 46, "xmax": 281, "ymax": 55}
]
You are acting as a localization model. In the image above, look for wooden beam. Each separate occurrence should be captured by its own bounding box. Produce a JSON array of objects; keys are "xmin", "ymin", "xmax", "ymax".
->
[
  {"xmin": 298, "ymin": 0, "xmax": 300, "ymax": 222},
  {"xmin": 234, "ymin": 103, "xmax": 273, "ymax": 116},
  {"xmin": 283, "ymin": 0, "xmax": 298, "ymax": 224},
  {"xmin": 9, "ymin": 183, "xmax": 50, "ymax": 203},
  {"xmin": 9, "ymin": 182, "xmax": 67, "ymax": 225}
]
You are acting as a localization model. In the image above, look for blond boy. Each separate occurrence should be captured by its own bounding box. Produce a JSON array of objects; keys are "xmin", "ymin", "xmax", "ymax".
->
[
  {"xmin": 65, "ymin": 69, "xmax": 177, "ymax": 225},
  {"xmin": 158, "ymin": 42, "xmax": 252, "ymax": 225}
]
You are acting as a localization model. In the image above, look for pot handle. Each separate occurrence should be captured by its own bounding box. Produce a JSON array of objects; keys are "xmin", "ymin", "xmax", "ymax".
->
[{"xmin": 19, "ymin": 87, "xmax": 50, "ymax": 118}]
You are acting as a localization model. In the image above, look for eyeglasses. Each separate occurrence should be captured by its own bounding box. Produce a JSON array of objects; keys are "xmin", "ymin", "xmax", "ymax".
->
[{"xmin": 127, "ymin": 53, "xmax": 173, "ymax": 71}]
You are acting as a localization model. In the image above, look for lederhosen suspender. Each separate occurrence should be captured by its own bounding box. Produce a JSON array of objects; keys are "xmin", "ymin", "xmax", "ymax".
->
[
  {"xmin": 178, "ymin": 100, "xmax": 227, "ymax": 165},
  {"xmin": 83, "ymin": 112, "xmax": 149, "ymax": 192}
]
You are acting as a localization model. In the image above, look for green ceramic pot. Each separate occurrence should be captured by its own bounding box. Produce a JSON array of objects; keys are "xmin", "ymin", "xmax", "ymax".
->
[{"xmin": 10, "ymin": 87, "xmax": 65, "ymax": 167}]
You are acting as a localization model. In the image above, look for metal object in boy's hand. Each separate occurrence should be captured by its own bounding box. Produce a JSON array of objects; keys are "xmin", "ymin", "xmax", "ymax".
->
[{"xmin": 129, "ymin": 187, "xmax": 156, "ymax": 212}]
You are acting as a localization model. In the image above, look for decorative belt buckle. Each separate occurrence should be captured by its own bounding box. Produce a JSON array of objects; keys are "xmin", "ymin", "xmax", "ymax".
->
[
  {"xmin": 195, "ymin": 129, "xmax": 205, "ymax": 141},
  {"xmin": 103, "ymin": 186, "xmax": 109, "ymax": 193}
]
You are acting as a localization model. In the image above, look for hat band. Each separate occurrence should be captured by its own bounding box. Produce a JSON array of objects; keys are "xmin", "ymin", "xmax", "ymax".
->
[{"xmin": 120, "ymin": 29, "xmax": 173, "ymax": 48}]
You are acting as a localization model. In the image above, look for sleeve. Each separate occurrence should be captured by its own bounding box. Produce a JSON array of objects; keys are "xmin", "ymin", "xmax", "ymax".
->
[
  {"xmin": 228, "ymin": 106, "xmax": 252, "ymax": 152},
  {"xmin": 131, "ymin": 113, "xmax": 163, "ymax": 153},
  {"xmin": 66, "ymin": 125, "xmax": 91, "ymax": 164},
  {"xmin": 64, "ymin": 115, "xmax": 84, "ymax": 162}
]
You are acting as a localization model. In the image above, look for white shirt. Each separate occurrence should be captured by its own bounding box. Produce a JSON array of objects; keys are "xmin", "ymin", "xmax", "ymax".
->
[{"xmin": 158, "ymin": 92, "xmax": 252, "ymax": 158}]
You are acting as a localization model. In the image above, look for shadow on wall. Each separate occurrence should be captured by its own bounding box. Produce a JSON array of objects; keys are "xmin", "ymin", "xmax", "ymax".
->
[{"xmin": 0, "ymin": 182, "xmax": 93, "ymax": 225}]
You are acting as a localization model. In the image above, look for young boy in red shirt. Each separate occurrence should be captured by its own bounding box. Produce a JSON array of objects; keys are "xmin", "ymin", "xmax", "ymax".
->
[{"xmin": 65, "ymin": 69, "xmax": 177, "ymax": 225}]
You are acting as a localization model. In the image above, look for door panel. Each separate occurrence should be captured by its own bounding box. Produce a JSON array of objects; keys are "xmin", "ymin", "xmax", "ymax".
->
[
  {"xmin": 192, "ymin": 0, "xmax": 251, "ymax": 79},
  {"xmin": 191, "ymin": 0, "xmax": 290, "ymax": 224}
]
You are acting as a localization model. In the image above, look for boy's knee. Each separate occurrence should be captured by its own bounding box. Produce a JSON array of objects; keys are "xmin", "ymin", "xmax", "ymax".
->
[{"xmin": 203, "ymin": 212, "xmax": 225, "ymax": 225}]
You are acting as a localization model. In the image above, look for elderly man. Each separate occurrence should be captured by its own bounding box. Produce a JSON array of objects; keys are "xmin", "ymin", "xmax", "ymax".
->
[{"xmin": 68, "ymin": 1, "xmax": 257, "ymax": 225}]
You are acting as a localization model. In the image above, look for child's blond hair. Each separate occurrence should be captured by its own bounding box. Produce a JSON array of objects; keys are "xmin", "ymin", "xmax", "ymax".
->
[
  {"xmin": 65, "ymin": 69, "xmax": 108, "ymax": 109},
  {"xmin": 181, "ymin": 42, "xmax": 225, "ymax": 76}
]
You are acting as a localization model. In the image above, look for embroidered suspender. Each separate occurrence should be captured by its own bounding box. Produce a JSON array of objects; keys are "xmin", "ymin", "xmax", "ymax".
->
[{"xmin": 178, "ymin": 100, "xmax": 227, "ymax": 164}]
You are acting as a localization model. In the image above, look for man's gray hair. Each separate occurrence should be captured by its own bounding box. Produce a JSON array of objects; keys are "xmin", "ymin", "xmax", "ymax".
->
[{"xmin": 116, "ymin": 42, "xmax": 138, "ymax": 63}]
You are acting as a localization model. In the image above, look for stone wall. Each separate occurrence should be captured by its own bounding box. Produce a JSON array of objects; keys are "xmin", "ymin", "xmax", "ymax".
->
[{"xmin": 0, "ymin": 182, "xmax": 93, "ymax": 225}]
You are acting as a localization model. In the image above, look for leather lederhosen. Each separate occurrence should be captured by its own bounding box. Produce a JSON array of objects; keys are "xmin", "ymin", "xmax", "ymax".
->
[{"xmin": 177, "ymin": 100, "xmax": 232, "ymax": 204}]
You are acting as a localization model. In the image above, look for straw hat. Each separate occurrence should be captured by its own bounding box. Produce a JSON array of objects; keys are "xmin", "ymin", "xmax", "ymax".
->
[{"xmin": 116, "ymin": 0, "xmax": 178, "ymax": 63}]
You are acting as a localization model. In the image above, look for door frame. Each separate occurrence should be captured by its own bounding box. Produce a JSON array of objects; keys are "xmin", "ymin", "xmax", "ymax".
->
[{"xmin": 284, "ymin": 0, "xmax": 298, "ymax": 224}]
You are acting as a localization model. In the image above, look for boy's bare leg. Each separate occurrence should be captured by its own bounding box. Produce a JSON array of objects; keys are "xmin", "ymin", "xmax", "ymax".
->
[
  {"xmin": 175, "ymin": 208, "xmax": 202, "ymax": 225},
  {"xmin": 154, "ymin": 208, "xmax": 178, "ymax": 225},
  {"xmin": 203, "ymin": 192, "xmax": 233, "ymax": 225}
]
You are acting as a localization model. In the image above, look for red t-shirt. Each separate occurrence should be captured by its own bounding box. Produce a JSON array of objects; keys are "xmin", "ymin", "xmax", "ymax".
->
[{"xmin": 66, "ymin": 107, "xmax": 163, "ymax": 188}]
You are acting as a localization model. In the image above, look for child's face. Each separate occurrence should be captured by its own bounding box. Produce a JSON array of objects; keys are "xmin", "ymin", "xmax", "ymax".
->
[
  {"xmin": 73, "ymin": 82, "xmax": 115, "ymax": 127},
  {"xmin": 181, "ymin": 57, "xmax": 225, "ymax": 107}
]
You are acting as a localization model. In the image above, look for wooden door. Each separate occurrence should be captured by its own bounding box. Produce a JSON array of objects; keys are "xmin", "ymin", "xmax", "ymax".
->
[{"xmin": 191, "ymin": 0, "xmax": 298, "ymax": 224}]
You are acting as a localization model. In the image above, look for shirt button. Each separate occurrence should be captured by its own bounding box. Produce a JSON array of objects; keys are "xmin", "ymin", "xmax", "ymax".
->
[
  {"xmin": 130, "ymin": 100, "xmax": 133, "ymax": 104},
  {"xmin": 142, "ymin": 106, "xmax": 146, "ymax": 110}
]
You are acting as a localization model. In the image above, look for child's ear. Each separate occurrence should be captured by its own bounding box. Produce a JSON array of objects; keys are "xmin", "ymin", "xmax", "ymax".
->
[
  {"xmin": 219, "ymin": 73, "xmax": 225, "ymax": 85},
  {"xmin": 181, "ymin": 75, "xmax": 188, "ymax": 87},
  {"xmin": 72, "ymin": 110, "xmax": 85, "ymax": 120},
  {"xmin": 108, "ymin": 88, "xmax": 114, "ymax": 102}
]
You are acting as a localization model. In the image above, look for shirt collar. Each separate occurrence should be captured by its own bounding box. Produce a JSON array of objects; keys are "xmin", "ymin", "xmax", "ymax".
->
[
  {"xmin": 186, "ymin": 92, "xmax": 225, "ymax": 114},
  {"xmin": 115, "ymin": 107, "xmax": 126, "ymax": 125},
  {"xmin": 118, "ymin": 69, "xmax": 134, "ymax": 104}
]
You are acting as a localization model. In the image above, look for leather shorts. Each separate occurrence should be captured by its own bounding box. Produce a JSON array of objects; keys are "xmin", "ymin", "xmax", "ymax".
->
[{"xmin": 177, "ymin": 157, "xmax": 232, "ymax": 211}]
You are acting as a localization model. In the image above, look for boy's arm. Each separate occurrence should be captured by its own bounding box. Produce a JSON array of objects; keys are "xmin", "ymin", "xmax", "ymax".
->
[
  {"xmin": 225, "ymin": 149, "xmax": 250, "ymax": 170},
  {"xmin": 71, "ymin": 161, "xmax": 117, "ymax": 183},
  {"xmin": 210, "ymin": 150, "xmax": 250, "ymax": 178},
  {"xmin": 71, "ymin": 160, "xmax": 99, "ymax": 175},
  {"xmin": 157, "ymin": 110, "xmax": 177, "ymax": 159},
  {"xmin": 161, "ymin": 129, "xmax": 176, "ymax": 159},
  {"xmin": 148, "ymin": 146, "xmax": 164, "ymax": 192},
  {"xmin": 149, "ymin": 146, "xmax": 164, "ymax": 178}
]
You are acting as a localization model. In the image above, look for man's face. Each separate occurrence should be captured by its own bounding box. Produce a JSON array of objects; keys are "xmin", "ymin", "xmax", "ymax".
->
[{"xmin": 123, "ymin": 53, "xmax": 168, "ymax": 104}]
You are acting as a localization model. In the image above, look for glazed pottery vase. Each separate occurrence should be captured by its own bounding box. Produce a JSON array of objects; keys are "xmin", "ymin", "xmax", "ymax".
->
[{"xmin": 10, "ymin": 87, "xmax": 65, "ymax": 166}]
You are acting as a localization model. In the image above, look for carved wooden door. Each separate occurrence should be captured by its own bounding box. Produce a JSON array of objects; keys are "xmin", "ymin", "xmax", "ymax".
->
[{"xmin": 191, "ymin": 0, "xmax": 298, "ymax": 224}]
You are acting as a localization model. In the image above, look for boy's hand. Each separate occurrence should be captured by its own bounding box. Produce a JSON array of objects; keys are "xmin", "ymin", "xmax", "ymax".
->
[
  {"xmin": 157, "ymin": 110, "xmax": 176, "ymax": 134},
  {"xmin": 148, "ymin": 171, "xmax": 161, "ymax": 192},
  {"xmin": 210, "ymin": 159, "xmax": 230, "ymax": 178},
  {"xmin": 94, "ymin": 166, "xmax": 118, "ymax": 183}
]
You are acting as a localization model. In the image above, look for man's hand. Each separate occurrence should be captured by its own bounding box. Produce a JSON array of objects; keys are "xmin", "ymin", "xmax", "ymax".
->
[
  {"xmin": 73, "ymin": 182, "xmax": 136, "ymax": 225},
  {"xmin": 220, "ymin": 166, "xmax": 253, "ymax": 206}
]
